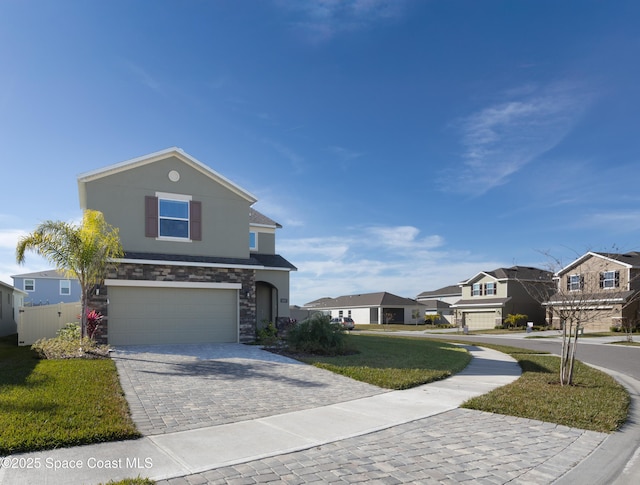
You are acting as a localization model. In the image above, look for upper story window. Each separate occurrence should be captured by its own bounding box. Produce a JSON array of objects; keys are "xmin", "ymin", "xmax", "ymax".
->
[
  {"xmin": 159, "ymin": 198, "xmax": 190, "ymax": 238},
  {"xmin": 567, "ymin": 274, "xmax": 583, "ymax": 291},
  {"xmin": 24, "ymin": 279, "xmax": 35, "ymax": 292},
  {"xmin": 249, "ymin": 231, "xmax": 257, "ymax": 250},
  {"xmin": 484, "ymin": 282, "xmax": 496, "ymax": 296},
  {"xmin": 600, "ymin": 270, "xmax": 620, "ymax": 289},
  {"xmin": 60, "ymin": 280, "xmax": 71, "ymax": 295},
  {"xmin": 145, "ymin": 193, "xmax": 202, "ymax": 241},
  {"xmin": 472, "ymin": 283, "xmax": 483, "ymax": 296}
]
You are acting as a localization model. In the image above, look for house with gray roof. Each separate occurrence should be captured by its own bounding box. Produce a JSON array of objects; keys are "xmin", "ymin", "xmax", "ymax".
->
[
  {"xmin": 78, "ymin": 147, "xmax": 296, "ymax": 345},
  {"xmin": 546, "ymin": 251, "xmax": 640, "ymax": 332},
  {"xmin": 451, "ymin": 266, "xmax": 553, "ymax": 330},
  {"xmin": 11, "ymin": 269, "xmax": 81, "ymax": 306},
  {"xmin": 303, "ymin": 292, "xmax": 425, "ymax": 325},
  {"xmin": 416, "ymin": 284, "xmax": 462, "ymax": 324}
]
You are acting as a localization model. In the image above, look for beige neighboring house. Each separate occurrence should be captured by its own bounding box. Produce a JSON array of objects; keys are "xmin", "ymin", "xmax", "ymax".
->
[
  {"xmin": 546, "ymin": 251, "xmax": 640, "ymax": 332},
  {"xmin": 304, "ymin": 292, "xmax": 425, "ymax": 325},
  {"xmin": 451, "ymin": 266, "xmax": 553, "ymax": 330},
  {"xmin": 78, "ymin": 147, "xmax": 296, "ymax": 345},
  {"xmin": 0, "ymin": 281, "xmax": 27, "ymax": 337}
]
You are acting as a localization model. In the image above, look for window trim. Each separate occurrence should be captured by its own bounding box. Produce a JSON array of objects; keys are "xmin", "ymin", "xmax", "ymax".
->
[
  {"xmin": 157, "ymin": 192, "xmax": 192, "ymax": 240},
  {"xmin": 60, "ymin": 279, "xmax": 71, "ymax": 296},
  {"xmin": 24, "ymin": 279, "xmax": 35, "ymax": 292},
  {"xmin": 600, "ymin": 270, "xmax": 620, "ymax": 289},
  {"xmin": 568, "ymin": 274, "xmax": 583, "ymax": 291},
  {"xmin": 249, "ymin": 231, "xmax": 258, "ymax": 251},
  {"xmin": 484, "ymin": 282, "xmax": 497, "ymax": 296},
  {"xmin": 146, "ymin": 193, "xmax": 202, "ymax": 242}
]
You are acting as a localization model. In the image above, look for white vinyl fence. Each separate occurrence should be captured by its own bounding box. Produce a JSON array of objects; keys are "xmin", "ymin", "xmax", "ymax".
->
[{"xmin": 18, "ymin": 302, "xmax": 82, "ymax": 346}]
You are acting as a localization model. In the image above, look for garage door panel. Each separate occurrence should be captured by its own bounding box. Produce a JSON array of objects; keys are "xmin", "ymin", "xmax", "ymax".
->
[
  {"xmin": 108, "ymin": 286, "xmax": 238, "ymax": 345},
  {"xmin": 465, "ymin": 312, "xmax": 497, "ymax": 330}
]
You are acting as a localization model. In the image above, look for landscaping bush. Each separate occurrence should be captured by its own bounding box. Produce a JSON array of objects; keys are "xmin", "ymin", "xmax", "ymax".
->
[
  {"xmin": 32, "ymin": 323, "xmax": 109, "ymax": 359},
  {"xmin": 286, "ymin": 313, "xmax": 348, "ymax": 355},
  {"xmin": 256, "ymin": 320, "xmax": 279, "ymax": 347}
]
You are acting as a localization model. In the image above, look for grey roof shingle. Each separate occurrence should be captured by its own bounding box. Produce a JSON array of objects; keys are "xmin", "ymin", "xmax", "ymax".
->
[
  {"xmin": 592, "ymin": 251, "xmax": 640, "ymax": 268},
  {"xmin": 249, "ymin": 208, "xmax": 282, "ymax": 228},
  {"xmin": 417, "ymin": 284, "xmax": 461, "ymax": 298},
  {"xmin": 304, "ymin": 292, "xmax": 422, "ymax": 309},
  {"xmin": 122, "ymin": 252, "xmax": 297, "ymax": 270}
]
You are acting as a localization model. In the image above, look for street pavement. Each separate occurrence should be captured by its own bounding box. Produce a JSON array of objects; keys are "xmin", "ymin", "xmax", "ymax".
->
[{"xmin": 1, "ymin": 337, "xmax": 638, "ymax": 484}]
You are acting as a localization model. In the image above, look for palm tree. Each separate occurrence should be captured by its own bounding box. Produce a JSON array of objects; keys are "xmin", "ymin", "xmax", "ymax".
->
[{"xmin": 16, "ymin": 210, "xmax": 123, "ymax": 338}]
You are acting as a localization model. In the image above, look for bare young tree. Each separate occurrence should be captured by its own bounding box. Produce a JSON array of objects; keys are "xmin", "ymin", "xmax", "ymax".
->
[{"xmin": 521, "ymin": 250, "xmax": 640, "ymax": 386}]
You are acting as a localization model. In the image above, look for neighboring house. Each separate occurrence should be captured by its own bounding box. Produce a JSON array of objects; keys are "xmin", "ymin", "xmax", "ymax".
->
[
  {"xmin": 78, "ymin": 147, "xmax": 296, "ymax": 345},
  {"xmin": 303, "ymin": 292, "xmax": 425, "ymax": 325},
  {"xmin": 11, "ymin": 270, "xmax": 81, "ymax": 306},
  {"xmin": 546, "ymin": 251, "xmax": 640, "ymax": 332},
  {"xmin": 416, "ymin": 284, "xmax": 462, "ymax": 306},
  {"xmin": 0, "ymin": 281, "xmax": 27, "ymax": 337},
  {"xmin": 416, "ymin": 284, "xmax": 462, "ymax": 324},
  {"xmin": 451, "ymin": 266, "xmax": 553, "ymax": 330}
]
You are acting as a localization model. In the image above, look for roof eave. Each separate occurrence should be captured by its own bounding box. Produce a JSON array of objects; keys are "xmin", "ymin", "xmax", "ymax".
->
[{"xmin": 77, "ymin": 147, "xmax": 258, "ymax": 209}]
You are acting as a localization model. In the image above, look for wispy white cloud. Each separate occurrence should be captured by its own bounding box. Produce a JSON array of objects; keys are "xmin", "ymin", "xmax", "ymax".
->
[
  {"xmin": 327, "ymin": 145, "xmax": 363, "ymax": 170},
  {"xmin": 261, "ymin": 137, "xmax": 307, "ymax": 174},
  {"xmin": 275, "ymin": 0, "xmax": 407, "ymax": 43},
  {"xmin": 281, "ymin": 224, "xmax": 508, "ymax": 304},
  {"xmin": 124, "ymin": 61, "xmax": 165, "ymax": 95},
  {"xmin": 578, "ymin": 211, "xmax": 640, "ymax": 232},
  {"xmin": 442, "ymin": 82, "xmax": 592, "ymax": 196}
]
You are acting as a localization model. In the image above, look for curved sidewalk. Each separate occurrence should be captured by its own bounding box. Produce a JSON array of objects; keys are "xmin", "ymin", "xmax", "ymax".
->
[{"xmin": 0, "ymin": 345, "xmax": 615, "ymax": 484}]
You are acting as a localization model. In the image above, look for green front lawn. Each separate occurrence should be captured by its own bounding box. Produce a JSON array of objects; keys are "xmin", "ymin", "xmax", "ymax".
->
[
  {"xmin": 462, "ymin": 353, "xmax": 629, "ymax": 432},
  {"xmin": 0, "ymin": 335, "xmax": 140, "ymax": 455},
  {"xmin": 294, "ymin": 334, "xmax": 471, "ymax": 389}
]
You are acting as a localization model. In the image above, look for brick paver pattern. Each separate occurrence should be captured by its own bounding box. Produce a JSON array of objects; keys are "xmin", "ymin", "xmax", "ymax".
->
[
  {"xmin": 156, "ymin": 409, "xmax": 607, "ymax": 485},
  {"xmin": 112, "ymin": 344, "xmax": 388, "ymax": 435}
]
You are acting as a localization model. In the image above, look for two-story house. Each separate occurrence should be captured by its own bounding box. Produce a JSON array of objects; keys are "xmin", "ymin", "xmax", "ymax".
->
[
  {"xmin": 78, "ymin": 147, "xmax": 296, "ymax": 345},
  {"xmin": 451, "ymin": 266, "xmax": 553, "ymax": 330},
  {"xmin": 546, "ymin": 251, "xmax": 640, "ymax": 332},
  {"xmin": 11, "ymin": 270, "xmax": 81, "ymax": 306}
]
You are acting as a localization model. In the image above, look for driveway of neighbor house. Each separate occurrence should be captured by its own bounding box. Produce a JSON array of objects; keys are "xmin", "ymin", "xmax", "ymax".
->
[{"xmin": 111, "ymin": 343, "xmax": 388, "ymax": 435}]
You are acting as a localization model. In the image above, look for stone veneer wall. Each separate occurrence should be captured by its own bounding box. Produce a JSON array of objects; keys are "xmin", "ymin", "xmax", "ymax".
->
[{"xmin": 88, "ymin": 262, "xmax": 256, "ymax": 344}]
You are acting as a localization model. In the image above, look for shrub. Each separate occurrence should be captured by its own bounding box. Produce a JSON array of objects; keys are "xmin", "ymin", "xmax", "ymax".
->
[
  {"xmin": 503, "ymin": 313, "xmax": 528, "ymax": 329},
  {"xmin": 86, "ymin": 310, "xmax": 104, "ymax": 340},
  {"xmin": 32, "ymin": 323, "xmax": 109, "ymax": 359},
  {"xmin": 256, "ymin": 320, "xmax": 279, "ymax": 347},
  {"xmin": 286, "ymin": 313, "xmax": 347, "ymax": 355}
]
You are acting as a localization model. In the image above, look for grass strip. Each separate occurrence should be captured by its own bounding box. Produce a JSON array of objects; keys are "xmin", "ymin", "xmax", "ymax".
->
[
  {"xmin": 460, "ymin": 352, "xmax": 628, "ymax": 433},
  {"xmin": 0, "ymin": 335, "xmax": 140, "ymax": 455},
  {"xmin": 294, "ymin": 334, "xmax": 471, "ymax": 389}
]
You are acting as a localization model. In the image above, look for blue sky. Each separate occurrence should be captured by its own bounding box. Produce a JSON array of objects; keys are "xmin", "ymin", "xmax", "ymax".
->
[{"xmin": 1, "ymin": 0, "xmax": 639, "ymax": 305}]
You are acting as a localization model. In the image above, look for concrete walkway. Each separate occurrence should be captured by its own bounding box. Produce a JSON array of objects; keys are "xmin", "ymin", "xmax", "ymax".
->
[{"xmin": 0, "ymin": 344, "xmax": 631, "ymax": 484}]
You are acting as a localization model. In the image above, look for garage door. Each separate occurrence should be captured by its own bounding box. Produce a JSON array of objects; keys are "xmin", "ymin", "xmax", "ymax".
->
[
  {"xmin": 465, "ymin": 312, "xmax": 497, "ymax": 330},
  {"xmin": 108, "ymin": 286, "xmax": 238, "ymax": 345}
]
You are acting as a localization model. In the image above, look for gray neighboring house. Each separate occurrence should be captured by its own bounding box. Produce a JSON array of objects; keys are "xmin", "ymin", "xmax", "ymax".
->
[
  {"xmin": 11, "ymin": 269, "xmax": 81, "ymax": 306},
  {"xmin": 451, "ymin": 266, "xmax": 553, "ymax": 330},
  {"xmin": 304, "ymin": 292, "xmax": 425, "ymax": 325},
  {"xmin": 78, "ymin": 147, "xmax": 296, "ymax": 345},
  {"xmin": 0, "ymin": 281, "xmax": 27, "ymax": 337},
  {"xmin": 416, "ymin": 284, "xmax": 462, "ymax": 324}
]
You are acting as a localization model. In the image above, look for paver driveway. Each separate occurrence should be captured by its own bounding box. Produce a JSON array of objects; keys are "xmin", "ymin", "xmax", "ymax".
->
[{"xmin": 112, "ymin": 343, "xmax": 388, "ymax": 435}]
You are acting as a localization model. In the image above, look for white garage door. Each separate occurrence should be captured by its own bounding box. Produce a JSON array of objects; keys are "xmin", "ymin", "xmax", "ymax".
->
[
  {"xmin": 108, "ymin": 286, "xmax": 238, "ymax": 345},
  {"xmin": 465, "ymin": 312, "xmax": 497, "ymax": 330}
]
